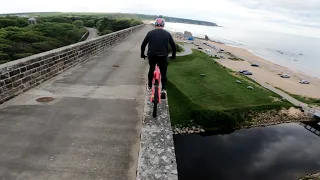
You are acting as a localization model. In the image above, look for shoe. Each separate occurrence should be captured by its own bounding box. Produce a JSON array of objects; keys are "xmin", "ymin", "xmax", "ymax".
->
[
  {"xmin": 161, "ymin": 89, "xmax": 167, "ymax": 99},
  {"xmin": 147, "ymin": 86, "xmax": 152, "ymax": 91}
]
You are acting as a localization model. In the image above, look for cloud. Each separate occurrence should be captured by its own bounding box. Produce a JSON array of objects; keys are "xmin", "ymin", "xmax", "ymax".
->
[
  {"xmin": 0, "ymin": 0, "xmax": 319, "ymax": 37},
  {"xmin": 232, "ymin": 0, "xmax": 320, "ymax": 11},
  {"xmin": 226, "ymin": 0, "xmax": 320, "ymax": 27}
]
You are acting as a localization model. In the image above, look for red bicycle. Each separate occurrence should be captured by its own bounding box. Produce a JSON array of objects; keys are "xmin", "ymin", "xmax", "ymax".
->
[{"xmin": 145, "ymin": 56, "xmax": 171, "ymax": 117}]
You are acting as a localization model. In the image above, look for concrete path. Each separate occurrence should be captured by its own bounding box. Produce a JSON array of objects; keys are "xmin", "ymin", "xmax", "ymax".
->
[
  {"xmin": 0, "ymin": 26, "xmax": 152, "ymax": 180},
  {"xmin": 85, "ymin": 28, "xmax": 99, "ymax": 40},
  {"xmin": 176, "ymin": 43, "xmax": 192, "ymax": 57},
  {"xmin": 249, "ymin": 76, "xmax": 319, "ymax": 115}
]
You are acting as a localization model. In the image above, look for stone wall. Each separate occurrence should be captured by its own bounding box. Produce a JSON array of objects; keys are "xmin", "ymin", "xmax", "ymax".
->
[{"xmin": 0, "ymin": 24, "xmax": 144, "ymax": 104}]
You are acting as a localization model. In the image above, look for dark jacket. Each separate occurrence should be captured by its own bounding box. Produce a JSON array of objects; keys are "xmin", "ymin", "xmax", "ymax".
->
[{"xmin": 141, "ymin": 28, "xmax": 176, "ymax": 57}]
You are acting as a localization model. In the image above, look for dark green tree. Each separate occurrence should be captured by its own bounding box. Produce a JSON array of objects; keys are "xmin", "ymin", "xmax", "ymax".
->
[
  {"xmin": 73, "ymin": 20, "xmax": 84, "ymax": 29},
  {"xmin": 130, "ymin": 20, "xmax": 143, "ymax": 27},
  {"xmin": 100, "ymin": 29, "xmax": 113, "ymax": 36},
  {"xmin": 111, "ymin": 18, "xmax": 131, "ymax": 31},
  {"xmin": 85, "ymin": 20, "xmax": 95, "ymax": 27},
  {"xmin": 0, "ymin": 19, "xmax": 17, "ymax": 28},
  {"xmin": 16, "ymin": 18, "xmax": 29, "ymax": 27}
]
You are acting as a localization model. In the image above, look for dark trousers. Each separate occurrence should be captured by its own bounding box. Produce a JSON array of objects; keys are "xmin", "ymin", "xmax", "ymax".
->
[{"xmin": 148, "ymin": 55, "xmax": 168, "ymax": 90}]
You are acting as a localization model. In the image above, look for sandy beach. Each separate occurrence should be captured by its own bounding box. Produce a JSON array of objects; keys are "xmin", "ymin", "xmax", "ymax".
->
[{"xmin": 173, "ymin": 35, "xmax": 320, "ymax": 99}]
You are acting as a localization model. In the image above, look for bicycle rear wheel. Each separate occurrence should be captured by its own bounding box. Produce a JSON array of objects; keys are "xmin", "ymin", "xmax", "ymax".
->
[{"xmin": 152, "ymin": 86, "xmax": 159, "ymax": 117}]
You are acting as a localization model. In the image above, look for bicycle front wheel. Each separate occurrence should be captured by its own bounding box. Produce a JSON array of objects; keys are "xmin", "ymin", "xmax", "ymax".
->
[{"xmin": 152, "ymin": 86, "xmax": 159, "ymax": 118}]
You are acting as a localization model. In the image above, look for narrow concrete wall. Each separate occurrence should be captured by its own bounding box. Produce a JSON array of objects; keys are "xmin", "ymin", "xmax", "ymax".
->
[
  {"xmin": 0, "ymin": 24, "xmax": 144, "ymax": 104},
  {"xmin": 136, "ymin": 90, "xmax": 178, "ymax": 180}
]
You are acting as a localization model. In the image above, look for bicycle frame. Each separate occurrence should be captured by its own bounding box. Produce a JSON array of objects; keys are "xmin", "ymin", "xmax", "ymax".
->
[
  {"xmin": 144, "ymin": 56, "xmax": 171, "ymax": 117},
  {"xmin": 150, "ymin": 65, "xmax": 161, "ymax": 103}
]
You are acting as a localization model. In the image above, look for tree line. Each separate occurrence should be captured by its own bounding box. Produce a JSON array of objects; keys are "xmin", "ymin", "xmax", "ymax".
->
[
  {"xmin": 23, "ymin": 12, "xmax": 218, "ymax": 26},
  {"xmin": 0, "ymin": 15, "xmax": 143, "ymax": 64}
]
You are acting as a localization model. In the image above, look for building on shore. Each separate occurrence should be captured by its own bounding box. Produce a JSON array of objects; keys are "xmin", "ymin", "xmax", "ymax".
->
[
  {"xmin": 174, "ymin": 32, "xmax": 184, "ymax": 39},
  {"xmin": 16, "ymin": 14, "xmax": 29, "ymax": 17},
  {"xmin": 184, "ymin": 31, "xmax": 193, "ymax": 38},
  {"xmin": 28, "ymin": 17, "xmax": 37, "ymax": 25}
]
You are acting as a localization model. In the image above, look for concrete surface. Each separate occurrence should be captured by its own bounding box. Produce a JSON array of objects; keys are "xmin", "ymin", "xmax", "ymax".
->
[
  {"xmin": 0, "ymin": 26, "xmax": 152, "ymax": 180},
  {"xmin": 176, "ymin": 43, "xmax": 192, "ymax": 57},
  {"xmin": 86, "ymin": 28, "xmax": 99, "ymax": 40},
  {"xmin": 136, "ymin": 89, "xmax": 178, "ymax": 180},
  {"xmin": 248, "ymin": 77, "xmax": 319, "ymax": 115}
]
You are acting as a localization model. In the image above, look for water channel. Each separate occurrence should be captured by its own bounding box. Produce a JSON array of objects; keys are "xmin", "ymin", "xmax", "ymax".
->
[{"xmin": 174, "ymin": 122, "xmax": 320, "ymax": 180}]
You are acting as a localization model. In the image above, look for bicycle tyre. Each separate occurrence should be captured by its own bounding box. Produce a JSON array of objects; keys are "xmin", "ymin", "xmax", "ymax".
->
[{"xmin": 153, "ymin": 86, "xmax": 159, "ymax": 117}]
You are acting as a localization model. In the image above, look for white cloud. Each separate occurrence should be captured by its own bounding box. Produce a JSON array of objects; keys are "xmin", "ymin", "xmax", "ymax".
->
[{"xmin": 0, "ymin": 0, "xmax": 319, "ymax": 37}]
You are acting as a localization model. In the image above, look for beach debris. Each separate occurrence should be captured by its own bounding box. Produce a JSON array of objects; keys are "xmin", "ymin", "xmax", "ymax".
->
[
  {"xmin": 277, "ymin": 50, "xmax": 284, "ymax": 54},
  {"xmin": 200, "ymin": 74, "xmax": 206, "ymax": 76},
  {"xmin": 247, "ymin": 86, "xmax": 254, "ymax": 90},
  {"xmin": 235, "ymin": 80, "xmax": 242, "ymax": 84}
]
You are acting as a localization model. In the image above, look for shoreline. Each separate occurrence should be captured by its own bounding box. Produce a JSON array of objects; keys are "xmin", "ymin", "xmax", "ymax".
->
[
  {"xmin": 211, "ymin": 38, "xmax": 320, "ymax": 81},
  {"xmin": 186, "ymin": 37, "xmax": 320, "ymax": 99}
]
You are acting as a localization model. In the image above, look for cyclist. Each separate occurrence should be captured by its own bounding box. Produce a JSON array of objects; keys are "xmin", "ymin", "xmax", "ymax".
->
[{"xmin": 141, "ymin": 17, "xmax": 176, "ymax": 98}]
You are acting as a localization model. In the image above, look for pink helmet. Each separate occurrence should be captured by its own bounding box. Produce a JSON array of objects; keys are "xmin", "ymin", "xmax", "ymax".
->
[{"xmin": 155, "ymin": 18, "xmax": 165, "ymax": 27}]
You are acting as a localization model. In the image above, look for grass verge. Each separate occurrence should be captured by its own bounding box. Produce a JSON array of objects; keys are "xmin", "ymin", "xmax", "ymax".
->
[
  {"xmin": 225, "ymin": 52, "xmax": 244, "ymax": 61},
  {"xmin": 210, "ymin": 55, "xmax": 220, "ymax": 59},
  {"xmin": 228, "ymin": 57, "xmax": 243, "ymax": 61},
  {"xmin": 167, "ymin": 49, "xmax": 293, "ymax": 130}
]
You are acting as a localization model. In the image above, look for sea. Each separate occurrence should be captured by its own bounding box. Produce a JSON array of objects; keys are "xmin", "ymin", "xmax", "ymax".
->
[{"xmin": 164, "ymin": 22, "xmax": 320, "ymax": 79}]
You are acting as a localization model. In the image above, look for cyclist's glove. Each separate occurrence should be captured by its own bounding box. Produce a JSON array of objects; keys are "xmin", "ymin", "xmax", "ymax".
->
[
  {"xmin": 141, "ymin": 52, "xmax": 147, "ymax": 59},
  {"xmin": 171, "ymin": 54, "xmax": 176, "ymax": 60}
]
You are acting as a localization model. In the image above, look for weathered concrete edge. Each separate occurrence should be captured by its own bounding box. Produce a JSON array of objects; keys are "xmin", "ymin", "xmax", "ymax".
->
[{"xmin": 136, "ymin": 89, "xmax": 178, "ymax": 180}]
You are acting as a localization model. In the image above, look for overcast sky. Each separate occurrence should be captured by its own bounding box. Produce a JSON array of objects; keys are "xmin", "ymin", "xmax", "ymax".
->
[{"xmin": 1, "ymin": 0, "xmax": 319, "ymax": 37}]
